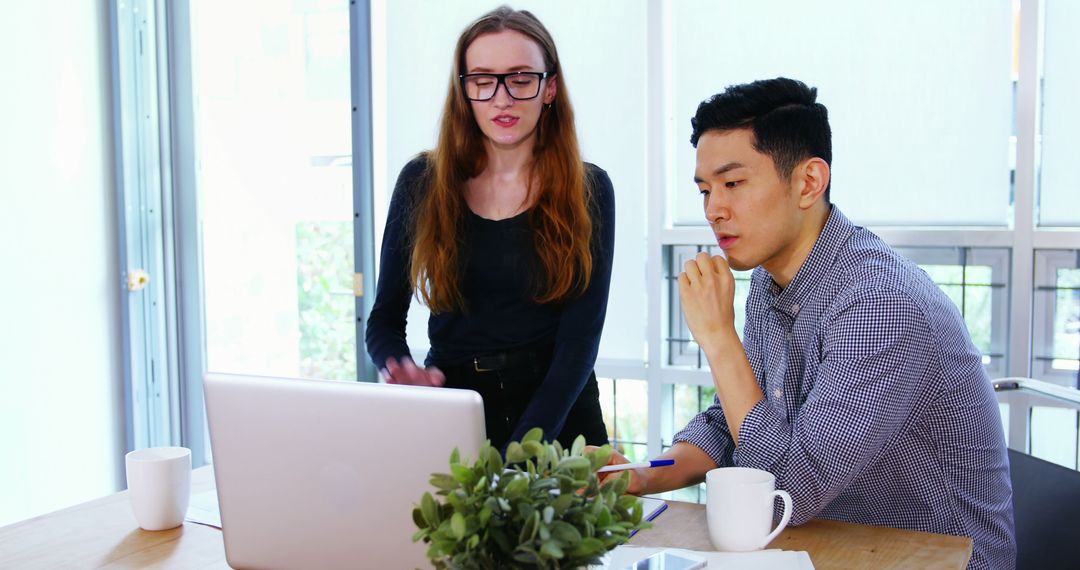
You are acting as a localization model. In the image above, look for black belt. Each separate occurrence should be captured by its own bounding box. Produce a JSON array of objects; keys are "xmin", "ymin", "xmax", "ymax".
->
[
  {"xmin": 472, "ymin": 352, "xmax": 527, "ymax": 372},
  {"xmin": 438, "ymin": 346, "xmax": 551, "ymax": 373}
]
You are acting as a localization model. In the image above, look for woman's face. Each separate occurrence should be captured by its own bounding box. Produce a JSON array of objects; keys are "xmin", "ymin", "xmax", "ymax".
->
[{"xmin": 462, "ymin": 30, "xmax": 556, "ymax": 151}]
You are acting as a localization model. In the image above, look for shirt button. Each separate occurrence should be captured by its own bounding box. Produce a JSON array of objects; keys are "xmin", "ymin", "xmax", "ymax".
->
[
  {"xmin": 773, "ymin": 388, "xmax": 783, "ymax": 400},
  {"xmin": 791, "ymin": 304, "xmax": 800, "ymax": 315},
  {"xmin": 786, "ymin": 331, "xmax": 793, "ymax": 341}
]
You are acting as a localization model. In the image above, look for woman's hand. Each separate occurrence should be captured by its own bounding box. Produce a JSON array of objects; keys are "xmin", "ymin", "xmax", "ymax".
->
[{"xmin": 382, "ymin": 356, "xmax": 446, "ymax": 387}]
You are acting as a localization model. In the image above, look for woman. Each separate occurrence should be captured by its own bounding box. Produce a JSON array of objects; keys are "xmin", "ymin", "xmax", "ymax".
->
[{"xmin": 365, "ymin": 6, "xmax": 615, "ymax": 452}]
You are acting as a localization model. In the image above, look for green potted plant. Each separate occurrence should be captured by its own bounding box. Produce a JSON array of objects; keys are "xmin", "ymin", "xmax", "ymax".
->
[{"xmin": 412, "ymin": 428, "xmax": 653, "ymax": 569}]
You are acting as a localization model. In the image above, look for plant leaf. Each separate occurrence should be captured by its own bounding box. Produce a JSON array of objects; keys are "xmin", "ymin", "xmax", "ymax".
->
[
  {"xmin": 504, "ymin": 475, "xmax": 529, "ymax": 500},
  {"xmin": 522, "ymin": 440, "xmax": 544, "ymax": 458},
  {"xmin": 588, "ymin": 445, "xmax": 613, "ymax": 470},
  {"xmin": 540, "ymin": 539, "xmax": 564, "ymax": 560},
  {"xmin": 552, "ymin": 493, "xmax": 575, "ymax": 516},
  {"xmin": 571, "ymin": 434, "xmax": 586, "ymax": 457},
  {"xmin": 506, "ymin": 442, "xmax": 528, "ymax": 464},
  {"xmin": 519, "ymin": 510, "xmax": 537, "ymax": 545},
  {"xmin": 512, "ymin": 547, "xmax": 539, "ymax": 565},
  {"xmin": 570, "ymin": 536, "xmax": 605, "ymax": 557},
  {"xmin": 556, "ymin": 456, "xmax": 591, "ymax": 473},
  {"xmin": 597, "ymin": 506, "xmax": 612, "ymax": 528},
  {"xmin": 478, "ymin": 505, "xmax": 493, "ymax": 527},
  {"xmin": 482, "ymin": 445, "xmax": 504, "ymax": 474},
  {"xmin": 451, "ymin": 512, "xmax": 466, "ymax": 540},
  {"xmin": 522, "ymin": 427, "xmax": 544, "ymax": 444},
  {"xmin": 450, "ymin": 463, "xmax": 474, "ymax": 486},
  {"xmin": 550, "ymin": 520, "xmax": 583, "ymax": 546},
  {"xmin": 429, "ymin": 473, "xmax": 458, "ymax": 491},
  {"xmin": 421, "ymin": 492, "xmax": 439, "ymax": 528}
]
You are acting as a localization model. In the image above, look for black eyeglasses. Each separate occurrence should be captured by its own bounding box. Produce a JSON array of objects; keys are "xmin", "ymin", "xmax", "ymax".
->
[{"xmin": 459, "ymin": 72, "xmax": 551, "ymax": 101}]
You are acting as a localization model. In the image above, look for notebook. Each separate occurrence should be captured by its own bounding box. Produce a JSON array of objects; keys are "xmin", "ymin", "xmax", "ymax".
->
[{"xmin": 203, "ymin": 373, "xmax": 486, "ymax": 570}]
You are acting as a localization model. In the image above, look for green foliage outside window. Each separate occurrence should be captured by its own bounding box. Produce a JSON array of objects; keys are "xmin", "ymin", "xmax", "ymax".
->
[{"xmin": 296, "ymin": 221, "xmax": 356, "ymax": 381}]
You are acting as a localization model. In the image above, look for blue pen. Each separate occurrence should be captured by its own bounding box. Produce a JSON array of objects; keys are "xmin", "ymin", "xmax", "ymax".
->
[{"xmin": 596, "ymin": 459, "xmax": 675, "ymax": 473}]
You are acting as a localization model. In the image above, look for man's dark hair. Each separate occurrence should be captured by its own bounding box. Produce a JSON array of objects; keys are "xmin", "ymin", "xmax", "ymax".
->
[{"xmin": 690, "ymin": 77, "xmax": 832, "ymax": 201}]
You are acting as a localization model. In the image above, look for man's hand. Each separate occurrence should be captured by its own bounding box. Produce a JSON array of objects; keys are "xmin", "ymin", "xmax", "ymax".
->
[
  {"xmin": 587, "ymin": 446, "xmax": 648, "ymax": 495},
  {"xmin": 679, "ymin": 251, "xmax": 737, "ymax": 352},
  {"xmin": 382, "ymin": 356, "xmax": 446, "ymax": 387},
  {"xmin": 680, "ymin": 252, "xmax": 764, "ymax": 444}
]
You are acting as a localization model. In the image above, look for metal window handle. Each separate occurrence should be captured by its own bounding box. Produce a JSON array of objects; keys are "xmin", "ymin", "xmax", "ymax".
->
[{"xmin": 127, "ymin": 269, "xmax": 150, "ymax": 292}]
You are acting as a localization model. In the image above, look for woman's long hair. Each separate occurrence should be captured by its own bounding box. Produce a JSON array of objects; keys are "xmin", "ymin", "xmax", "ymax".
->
[{"xmin": 409, "ymin": 6, "xmax": 593, "ymax": 314}]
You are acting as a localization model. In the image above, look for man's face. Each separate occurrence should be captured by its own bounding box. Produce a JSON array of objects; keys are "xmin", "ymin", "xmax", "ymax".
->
[{"xmin": 693, "ymin": 129, "xmax": 806, "ymax": 276}]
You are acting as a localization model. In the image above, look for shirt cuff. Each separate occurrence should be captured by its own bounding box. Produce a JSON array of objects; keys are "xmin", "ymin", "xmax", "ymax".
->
[
  {"xmin": 732, "ymin": 399, "xmax": 789, "ymax": 471},
  {"xmin": 673, "ymin": 414, "xmax": 733, "ymax": 467}
]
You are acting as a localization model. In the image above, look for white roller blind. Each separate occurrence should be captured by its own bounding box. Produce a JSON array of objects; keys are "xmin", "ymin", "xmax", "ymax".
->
[
  {"xmin": 1038, "ymin": 0, "xmax": 1080, "ymax": 227},
  {"xmin": 375, "ymin": 0, "xmax": 647, "ymax": 362},
  {"xmin": 669, "ymin": 0, "xmax": 1013, "ymax": 227}
]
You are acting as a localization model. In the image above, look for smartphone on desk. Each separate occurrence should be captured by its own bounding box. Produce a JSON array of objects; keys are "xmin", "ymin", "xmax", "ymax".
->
[{"xmin": 623, "ymin": 549, "xmax": 706, "ymax": 570}]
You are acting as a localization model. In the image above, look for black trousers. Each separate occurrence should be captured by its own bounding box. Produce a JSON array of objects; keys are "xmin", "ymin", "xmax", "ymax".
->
[{"xmin": 435, "ymin": 345, "xmax": 609, "ymax": 452}]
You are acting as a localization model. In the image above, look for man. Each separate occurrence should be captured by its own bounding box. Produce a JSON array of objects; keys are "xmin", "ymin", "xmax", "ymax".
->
[{"xmin": 603, "ymin": 78, "xmax": 1015, "ymax": 569}]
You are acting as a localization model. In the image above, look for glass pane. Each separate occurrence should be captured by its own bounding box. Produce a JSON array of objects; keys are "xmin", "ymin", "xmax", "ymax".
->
[
  {"xmin": 374, "ymin": 0, "xmax": 648, "ymax": 362},
  {"xmin": 1038, "ymin": 0, "xmax": 1080, "ymax": 226},
  {"xmin": 662, "ymin": 384, "xmax": 716, "ymax": 448},
  {"xmin": 191, "ymin": 0, "xmax": 355, "ymax": 379},
  {"xmin": 669, "ymin": 0, "xmax": 1013, "ymax": 226},
  {"xmin": 1052, "ymin": 268, "xmax": 1080, "ymax": 372},
  {"xmin": 1033, "ymin": 250, "xmax": 1080, "ymax": 382},
  {"xmin": 1029, "ymin": 406, "xmax": 1078, "ymax": 469},
  {"xmin": 599, "ymin": 378, "xmax": 649, "ymax": 462}
]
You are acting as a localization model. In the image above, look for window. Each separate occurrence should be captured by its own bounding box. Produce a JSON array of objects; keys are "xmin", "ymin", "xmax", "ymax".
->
[
  {"xmin": 1038, "ymin": 0, "xmax": 1080, "ymax": 227},
  {"xmin": 667, "ymin": 0, "xmax": 1014, "ymax": 227},
  {"xmin": 1033, "ymin": 250, "xmax": 1080, "ymax": 382},
  {"xmin": 189, "ymin": 0, "xmax": 356, "ymax": 379}
]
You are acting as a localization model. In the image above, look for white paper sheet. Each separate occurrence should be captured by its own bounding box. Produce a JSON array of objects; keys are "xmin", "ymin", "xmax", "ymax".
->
[
  {"xmin": 185, "ymin": 488, "xmax": 222, "ymax": 529},
  {"xmin": 603, "ymin": 545, "xmax": 815, "ymax": 570}
]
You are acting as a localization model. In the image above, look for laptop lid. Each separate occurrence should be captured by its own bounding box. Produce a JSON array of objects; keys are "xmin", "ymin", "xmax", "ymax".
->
[{"xmin": 204, "ymin": 372, "xmax": 485, "ymax": 570}]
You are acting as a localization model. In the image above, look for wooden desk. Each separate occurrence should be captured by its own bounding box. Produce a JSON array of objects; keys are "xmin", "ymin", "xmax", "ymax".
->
[
  {"xmin": 632, "ymin": 501, "xmax": 973, "ymax": 569},
  {"xmin": 0, "ymin": 466, "xmax": 972, "ymax": 569}
]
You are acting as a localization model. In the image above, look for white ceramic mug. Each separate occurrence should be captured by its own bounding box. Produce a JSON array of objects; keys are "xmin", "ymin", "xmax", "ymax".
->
[
  {"xmin": 706, "ymin": 467, "xmax": 792, "ymax": 552},
  {"xmin": 125, "ymin": 446, "xmax": 192, "ymax": 531}
]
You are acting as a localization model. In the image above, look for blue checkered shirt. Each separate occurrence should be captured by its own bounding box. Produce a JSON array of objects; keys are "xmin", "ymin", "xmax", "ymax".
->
[{"xmin": 674, "ymin": 207, "xmax": 1015, "ymax": 569}]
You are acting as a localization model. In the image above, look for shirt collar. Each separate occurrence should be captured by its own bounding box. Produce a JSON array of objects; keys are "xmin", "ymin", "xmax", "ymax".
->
[{"xmin": 761, "ymin": 206, "xmax": 857, "ymax": 318}]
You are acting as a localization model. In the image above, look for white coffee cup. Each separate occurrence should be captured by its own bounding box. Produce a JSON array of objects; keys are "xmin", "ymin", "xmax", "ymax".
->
[
  {"xmin": 125, "ymin": 446, "xmax": 192, "ymax": 531},
  {"xmin": 706, "ymin": 467, "xmax": 793, "ymax": 552}
]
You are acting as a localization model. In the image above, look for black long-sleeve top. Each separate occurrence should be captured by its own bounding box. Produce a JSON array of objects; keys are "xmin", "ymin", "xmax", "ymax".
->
[{"xmin": 365, "ymin": 155, "xmax": 615, "ymax": 443}]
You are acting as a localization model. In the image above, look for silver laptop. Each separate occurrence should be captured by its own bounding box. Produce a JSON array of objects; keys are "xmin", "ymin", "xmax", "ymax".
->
[{"xmin": 204, "ymin": 372, "xmax": 486, "ymax": 570}]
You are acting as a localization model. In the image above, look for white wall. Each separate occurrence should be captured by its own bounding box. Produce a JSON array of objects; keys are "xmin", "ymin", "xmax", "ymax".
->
[{"xmin": 0, "ymin": 0, "xmax": 124, "ymax": 526}]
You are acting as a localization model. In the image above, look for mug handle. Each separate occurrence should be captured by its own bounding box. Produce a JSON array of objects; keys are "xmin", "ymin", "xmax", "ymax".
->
[{"xmin": 759, "ymin": 489, "xmax": 793, "ymax": 549}]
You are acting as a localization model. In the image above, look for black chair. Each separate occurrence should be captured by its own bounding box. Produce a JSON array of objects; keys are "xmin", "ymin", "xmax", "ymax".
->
[{"xmin": 1009, "ymin": 448, "xmax": 1080, "ymax": 569}]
